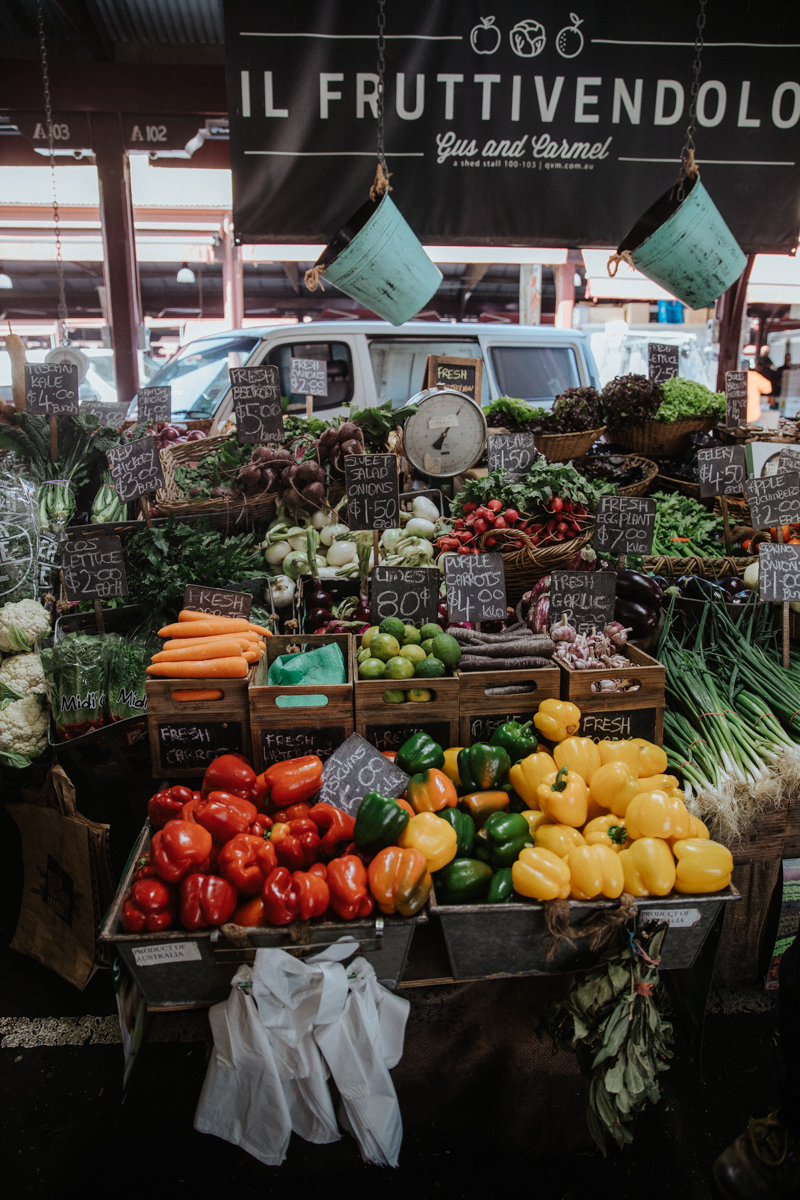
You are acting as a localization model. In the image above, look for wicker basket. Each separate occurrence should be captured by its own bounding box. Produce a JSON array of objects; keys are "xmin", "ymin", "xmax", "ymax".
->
[
  {"xmin": 608, "ymin": 417, "xmax": 715, "ymax": 458},
  {"xmin": 642, "ymin": 554, "xmax": 756, "ymax": 580},
  {"xmin": 156, "ymin": 434, "xmax": 278, "ymax": 523},
  {"xmin": 655, "ymin": 473, "xmax": 702, "ymax": 500},
  {"xmin": 532, "ymin": 426, "xmax": 606, "ymax": 463},
  {"xmin": 482, "ymin": 527, "xmax": 595, "ymax": 605},
  {"xmin": 573, "ymin": 454, "xmax": 658, "ymax": 497}
]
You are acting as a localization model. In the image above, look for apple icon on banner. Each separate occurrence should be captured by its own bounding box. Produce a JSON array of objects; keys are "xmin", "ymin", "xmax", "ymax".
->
[
  {"xmin": 556, "ymin": 13, "xmax": 585, "ymax": 58},
  {"xmin": 509, "ymin": 19, "xmax": 546, "ymax": 58},
  {"xmin": 470, "ymin": 16, "xmax": 501, "ymax": 54}
]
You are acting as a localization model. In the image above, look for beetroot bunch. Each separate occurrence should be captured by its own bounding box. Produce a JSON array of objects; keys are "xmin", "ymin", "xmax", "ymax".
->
[
  {"xmin": 317, "ymin": 421, "xmax": 365, "ymax": 476},
  {"xmin": 281, "ymin": 457, "xmax": 328, "ymax": 511},
  {"xmin": 233, "ymin": 445, "xmax": 293, "ymax": 498}
]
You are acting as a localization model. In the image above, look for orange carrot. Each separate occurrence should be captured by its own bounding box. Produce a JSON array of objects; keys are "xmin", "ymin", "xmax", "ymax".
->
[
  {"xmin": 248, "ymin": 621, "xmax": 272, "ymax": 636},
  {"xmin": 161, "ymin": 634, "xmax": 257, "ymax": 651},
  {"xmin": 171, "ymin": 689, "xmax": 224, "ymax": 701},
  {"xmin": 242, "ymin": 648, "xmax": 263, "ymax": 664},
  {"xmin": 177, "ymin": 609, "xmax": 246, "ymax": 623},
  {"xmin": 158, "ymin": 619, "xmax": 252, "ymax": 639},
  {"xmin": 146, "ymin": 657, "xmax": 248, "ymax": 679},
  {"xmin": 151, "ymin": 640, "xmax": 244, "ymax": 664}
]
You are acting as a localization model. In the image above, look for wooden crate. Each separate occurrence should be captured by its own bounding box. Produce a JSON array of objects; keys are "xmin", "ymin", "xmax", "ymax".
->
[
  {"xmin": 574, "ymin": 698, "xmax": 665, "ymax": 746},
  {"xmin": 456, "ymin": 666, "xmax": 561, "ymax": 744},
  {"xmin": 558, "ymin": 644, "xmax": 665, "ymax": 707},
  {"xmin": 730, "ymin": 794, "xmax": 790, "ymax": 866},
  {"xmin": 249, "ymin": 634, "xmax": 354, "ymax": 772},
  {"xmin": 784, "ymin": 792, "xmax": 800, "ymax": 859},
  {"xmin": 352, "ymin": 640, "xmax": 459, "ymax": 750},
  {"xmin": 147, "ymin": 673, "xmax": 252, "ymax": 779}
]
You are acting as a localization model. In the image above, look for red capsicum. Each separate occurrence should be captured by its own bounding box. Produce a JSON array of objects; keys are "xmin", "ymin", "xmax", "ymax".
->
[
  {"xmin": 262, "ymin": 865, "xmax": 330, "ymax": 925},
  {"xmin": 151, "ymin": 819, "xmax": 212, "ymax": 884},
  {"xmin": 216, "ymin": 834, "xmax": 278, "ymax": 895},
  {"xmin": 249, "ymin": 813, "xmax": 273, "ymax": 838},
  {"xmin": 271, "ymin": 803, "xmax": 311, "ymax": 823},
  {"xmin": 194, "ymin": 791, "xmax": 258, "ymax": 843},
  {"xmin": 307, "ymin": 802, "xmax": 356, "ymax": 857},
  {"xmin": 201, "ymin": 753, "xmax": 256, "ymax": 800},
  {"xmin": 271, "ymin": 818, "xmax": 321, "ymax": 871},
  {"xmin": 147, "ymin": 785, "xmax": 194, "ymax": 831},
  {"xmin": 327, "ymin": 855, "xmax": 374, "ymax": 920},
  {"xmin": 232, "ymin": 894, "xmax": 267, "ymax": 927},
  {"xmin": 179, "ymin": 873, "xmax": 237, "ymax": 930},
  {"xmin": 250, "ymin": 755, "xmax": 324, "ymax": 813},
  {"xmin": 121, "ymin": 878, "xmax": 177, "ymax": 932}
]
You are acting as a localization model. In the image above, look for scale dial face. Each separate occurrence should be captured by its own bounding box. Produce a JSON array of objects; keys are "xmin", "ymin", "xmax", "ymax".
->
[{"xmin": 403, "ymin": 389, "xmax": 488, "ymax": 476}]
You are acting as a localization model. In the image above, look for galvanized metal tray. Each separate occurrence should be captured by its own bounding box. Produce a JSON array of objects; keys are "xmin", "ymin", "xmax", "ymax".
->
[{"xmin": 429, "ymin": 883, "xmax": 739, "ymax": 980}]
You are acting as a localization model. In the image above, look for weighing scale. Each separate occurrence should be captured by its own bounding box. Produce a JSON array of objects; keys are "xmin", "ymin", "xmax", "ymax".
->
[{"xmin": 402, "ymin": 388, "xmax": 488, "ymax": 477}]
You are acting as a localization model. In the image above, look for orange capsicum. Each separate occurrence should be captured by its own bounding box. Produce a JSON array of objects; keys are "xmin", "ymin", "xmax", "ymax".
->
[
  {"xmin": 407, "ymin": 767, "xmax": 458, "ymax": 813},
  {"xmin": 553, "ymin": 736, "xmax": 601, "ymax": 784},
  {"xmin": 367, "ymin": 846, "xmax": 431, "ymax": 916},
  {"xmin": 618, "ymin": 837, "xmax": 677, "ymax": 896},
  {"xmin": 625, "ymin": 789, "xmax": 692, "ymax": 841},
  {"xmin": 509, "ymin": 751, "xmax": 556, "ymax": 809},
  {"xmin": 672, "ymin": 838, "xmax": 733, "ymax": 894},
  {"xmin": 398, "ymin": 811, "xmax": 457, "ymax": 872},
  {"xmin": 536, "ymin": 766, "xmax": 588, "ymax": 827},
  {"xmin": 567, "ymin": 843, "xmax": 625, "ymax": 900},
  {"xmin": 534, "ymin": 823, "xmax": 586, "ymax": 859},
  {"xmin": 588, "ymin": 761, "xmax": 640, "ymax": 818},
  {"xmin": 511, "ymin": 846, "xmax": 571, "ymax": 900},
  {"xmin": 583, "ymin": 813, "xmax": 632, "ymax": 852},
  {"xmin": 459, "ymin": 790, "xmax": 510, "ymax": 827}
]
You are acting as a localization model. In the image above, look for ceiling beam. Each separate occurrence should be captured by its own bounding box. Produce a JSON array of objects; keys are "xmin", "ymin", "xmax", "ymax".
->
[
  {"xmin": 50, "ymin": 0, "xmax": 114, "ymax": 61},
  {"xmin": 460, "ymin": 262, "xmax": 490, "ymax": 298},
  {"xmin": 0, "ymin": 61, "xmax": 228, "ymax": 113},
  {"xmin": 279, "ymin": 261, "xmax": 300, "ymax": 294}
]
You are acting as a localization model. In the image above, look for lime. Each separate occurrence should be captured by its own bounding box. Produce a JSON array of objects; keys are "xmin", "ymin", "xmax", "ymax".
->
[
  {"xmin": 402, "ymin": 625, "xmax": 421, "ymax": 645},
  {"xmin": 370, "ymin": 633, "xmax": 401, "ymax": 662},
  {"xmin": 379, "ymin": 617, "xmax": 405, "ymax": 642},
  {"xmin": 361, "ymin": 625, "xmax": 380, "ymax": 648},
  {"xmin": 385, "ymin": 655, "xmax": 415, "ymax": 680},
  {"xmin": 432, "ymin": 633, "xmax": 461, "ymax": 669},
  {"xmin": 400, "ymin": 644, "xmax": 427, "ymax": 666},
  {"xmin": 407, "ymin": 688, "xmax": 433, "ymax": 702},
  {"xmin": 420, "ymin": 623, "xmax": 442, "ymax": 642},
  {"xmin": 382, "ymin": 689, "xmax": 407, "ymax": 704},
  {"xmin": 415, "ymin": 655, "xmax": 445, "ymax": 679},
  {"xmin": 420, "ymin": 638, "xmax": 434, "ymax": 655},
  {"xmin": 357, "ymin": 647, "xmax": 373, "ymax": 664},
  {"xmin": 359, "ymin": 658, "xmax": 386, "ymax": 680}
]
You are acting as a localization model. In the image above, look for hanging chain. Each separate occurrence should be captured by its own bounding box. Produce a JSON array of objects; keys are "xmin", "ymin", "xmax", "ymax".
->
[
  {"xmin": 376, "ymin": 0, "xmax": 386, "ymax": 170},
  {"xmin": 678, "ymin": 0, "xmax": 707, "ymax": 192},
  {"xmin": 37, "ymin": 0, "xmax": 69, "ymax": 343}
]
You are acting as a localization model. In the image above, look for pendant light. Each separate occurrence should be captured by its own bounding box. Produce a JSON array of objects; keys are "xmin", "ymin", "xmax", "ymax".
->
[{"xmin": 177, "ymin": 263, "xmax": 196, "ymax": 283}]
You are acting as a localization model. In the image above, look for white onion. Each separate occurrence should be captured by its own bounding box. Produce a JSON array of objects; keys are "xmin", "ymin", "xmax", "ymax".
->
[
  {"xmin": 269, "ymin": 575, "xmax": 295, "ymax": 608},
  {"xmin": 412, "ymin": 496, "xmax": 439, "ymax": 522},
  {"xmin": 405, "ymin": 517, "xmax": 436, "ymax": 540},
  {"xmin": 264, "ymin": 539, "xmax": 291, "ymax": 566},
  {"xmin": 320, "ymin": 522, "xmax": 350, "ymax": 547},
  {"xmin": 326, "ymin": 540, "xmax": 358, "ymax": 567},
  {"xmin": 311, "ymin": 509, "xmax": 335, "ymax": 530}
]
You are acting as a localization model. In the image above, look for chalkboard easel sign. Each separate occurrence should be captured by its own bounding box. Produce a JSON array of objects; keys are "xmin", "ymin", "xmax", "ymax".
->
[
  {"xmin": 317, "ymin": 732, "xmax": 408, "ymax": 816},
  {"xmin": 725, "ymin": 370, "xmax": 748, "ymax": 427},
  {"xmin": 289, "ymin": 357, "xmax": 328, "ymax": 398},
  {"xmin": 759, "ymin": 543, "xmax": 800, "ymax": 602},
  {"xmin": 107, "ymin": 436, "xmax": 165, "ymax": 504},
  {"xmin": 697, "ymin": 446, "xmax": 747, "ymax": 499},
  {"xmin": 594, "ymin": 496, "xmax": 657, "ymax": 557},
  {"xmin": 424, "ymin": 355, "xmax": 483, "ymax": 405},
  {"xmin": 183, "ymin": 584, "xmax": 253, "ymax": 619},
  {"xmin": 487, "ymin": 432, "xmax": 540, "ymax": 479},
  {"xmin": 344, "ymin": 453, "xmax": 399, "ymax": 531},
  {"xmin": 549, "ymin": 571, "xmax": 616, "ymax": 636},
  {"xmin": 647, "ymin": 343, "xmax": 680, "ymax": 386},
  {"xmin": 137, "ymin": 386, "xmax": 171, "ymax": 425},
  {"xmin": 745, "ymin": 472, "xmax": 800, "ymax": 531},
  {"xmin": 24, "ymin": 362, "xmax": 80, "ymax": 416},
  {"xmin": 444, "ymin": 552, "xmax": 507, "ymax": 624},
  {"xmin": 229, "ymin": 364, "xmax": 284, "ymax": 444},
  {"xmin": 779, "ymin": 447, "xmax": 800, "ymax": 474},
  {"xmin": 80, "ymin": 399, "xmax": 130, "ymax": 426},
  {"xmin": 371, "ymin": 566, "xmax": 439, "ymax": 625},
  {"xmin": 61, "ymin": 536, "xmax": 128, "ymax": 602}
]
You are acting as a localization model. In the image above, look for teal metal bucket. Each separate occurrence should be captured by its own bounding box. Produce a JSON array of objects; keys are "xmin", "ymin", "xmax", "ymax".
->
[
  {"xmin": 311, "ymin": 193, "xmax": 442, "ymax": 325},
  {"xmin": 615, "ymin": 173, "xmax": 746, "ymax": 310}
]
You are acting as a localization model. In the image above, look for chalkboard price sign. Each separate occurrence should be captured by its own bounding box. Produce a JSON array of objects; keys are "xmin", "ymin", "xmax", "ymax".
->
[
  {"xmin": 758, "ymin": 543, "xmax": 800, "ymax": 602},
  {"xmin": 468, "ymin": 712, "xmax": 527, "ymax": 743},
  {"xmin": 289, "ymin": 357, "xmax": 328, "ymax": 397},
  {"xmin": 24, "ymin": 362, "xmax": 80, "ymax": 416},
  {"xmin": 317, "ymin": 732, "xmax": 408, "ymax": 816},
  {"xmin": 107, "ymin": 436, "xmax": 165, "ymax": 503},
  {"xmin": 594, "ymin": 496, "xmax": 657, "ymax": 557},
  {"xmin": 579, "ymin": 708, "xmax": 658, "ymax": 743},
  {"xmin": 725, "ymin": 370, "xmax": 748, "ymax": 427},
  {"xmin": 487, "ymin": 432, "xmax": 540, "ymax": 479},
  {"xmin": 183, "ymin": 584, "xmax": 253, "ymax": 619},
  {"xmin": 550, "ymin": 571, "xmax": 617, "ymax": 636},
  {"xmin": 424, "ymin": 355, "xmax": 483, "ymax": 404},
  {"xmin": 745, "ymin": 472, "xmax": 800, "ymax": 530},
  {"xmin": 779, "ymin": 447, "xmax": 800, "ymax": 474},
  {"xmin": 444, "ymin": 552, "xmax": 507, "ymax": 623},
  {"xmin": 61, "ymin": 536, "xmax": 128, "ymax": 602},
  {"xmin": 230, "ymin": 365, "xmax": 284, "ymax": 444},
  {"xmin": 697, "ymin": 446, "xmax": 747, "ymax": 499},
  {"xmin": 157, "ymin": 721, "xmax": 244, "ymax": 770},
  {"xmin": 260, "ymin": 724, "xmax": 345, "ymax": 768},
  {"xmin": 80, "ymin": 399, "xmax": 130, "ymax": 426},
  {"xmin": 344, "ymin": 453, "xmax": 399, "ymax": 531},
  {"xmin": 137, "ymin": 386, "xmax": 171, "ymax": 425},
  {"xmin": 365, "ymin": 722, "xmax": 452, "ymax": 753},
  {"xmin": 371, "ymin": 566, "xmax": 439, "ymax": 625},
  {"xmin": 647, "ymin": 343, "xmax": 680, "ymax": 385}
]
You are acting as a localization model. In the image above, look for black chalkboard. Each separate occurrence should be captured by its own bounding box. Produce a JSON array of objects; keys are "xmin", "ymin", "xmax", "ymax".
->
[
  {"xmin": 317, "ymin": 732, "xmax": 408, "ymax": 816},
  {"xmin": 725, "ymin": 371, "xmax": 748, "ymax": 427},
  {"xmin": 487, "ymin": 432, "xmax": 540, "ymax": 479},
  {"xmin": 371, "ymin": 566, "xmax": 439, "ymax": 625},
  {"xmin": 550, "ymin": 571, "xmax": 616, "ymax": 636},
  {"xmin": 230, "ymin": 365, "xmax": 284, "ymax": 444},
  {"xmin": 758, "ymin": 543, "xmax": 800, "ymax": 602},
  {"xmin": 647, "ymin": 343, "xmax": 680, "ymax": 385},
  {"xmin": 745, "ymin": 472, "xmax": 800, "ymax": 530},
  {"xmin": 779, "ymin": 447, "xmax": 800, "ymax": 474},
  {"xmin": 61, "ymin": 535, "xmax": 128, "ymax": 602},
  {"xmin": 80, "ymin": 400, "xmax": 130, "ymax": 426},
  {"xmin": 365, "ymin": 722, "xmax": 452, "ymax": 754},
  {"xmin": 444, "ymin": 552, "xmax": 507, "ymax": 623},
  {"xmin": 157, "ymin": 720, "xmax": 245, "ymax": 770},
  {"xmin": 579, "ymin": 708, "xmax": 658, "ymax": 743},
  {"xmin": 107, "ymin": 436, "xmax": 165, "ymax": 504},
  {"xmin": 183, "ymin": 584, "xmax": 253, "ymax": 619},
  {"xmin": 594, "ymin": 496, "xmax": 657, "ymax": 557},
  {"xmin": 697, "ymin": 446, "xmax": 747, "ymax": 499},
  {"xmin": 137, "ymin": 386, "xmax": 171, "ymax": 425},
  {"xmin": 345, "ymin": 454, "xmax": 399, "ymax": 531},
  {"xmin": 260, "ymin": 724, "xmax": 345, "ymax": 768},
  {"xmin": 468, "ymin": 712, "xmax": 527, "ymax": 742},
  {"xmin": 289, "ymin": 357, "xmax": 328, "ymax": 397},
  {"xmin": 24, "ymin": 362, "xmax": 79, "ymax": 416}
]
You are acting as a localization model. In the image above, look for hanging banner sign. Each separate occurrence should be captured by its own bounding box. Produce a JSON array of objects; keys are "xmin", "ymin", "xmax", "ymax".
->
[{"xmin": 223, "ymin": 0, "xmax": 800, "ymax": 252}]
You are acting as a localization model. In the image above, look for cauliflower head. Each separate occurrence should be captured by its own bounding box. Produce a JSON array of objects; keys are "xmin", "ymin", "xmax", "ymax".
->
[
  {"xmin": 0, "ymin": 652, "xmax": 46, "ymax": 697},
  {"xmin": 0, "ymin": 694, "xmax": 48, "ymax": 761},
  {"xmin": 0, "ymin": 599, "xmax": 51, "ymax": 653}
]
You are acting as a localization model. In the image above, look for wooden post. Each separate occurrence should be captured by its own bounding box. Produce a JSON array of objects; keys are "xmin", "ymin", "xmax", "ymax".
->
[
  {"xmin": 778, "ymin": 522, "xmax": 790, "ymax": 668},
  {"xmin": 93, "ymin": 599, "xmax": 106, "ymax": 634},
  {"xmin": 305, "ymin": 395, "xmax": 314, "ymax": 419},
  {"xmin": 373, "ymin": 528, "xmax": 380, "ymax": 571},
  {"xmin": 140, "ymin": 495, "xmax": 152, "ymax": 528},
  {"xmin": 49, "ymin": 415, "xmax": 57, "ymax": 464},
  {"xmin": 721, "ymin": 496, "xmax": 732, "ymax": 556}
]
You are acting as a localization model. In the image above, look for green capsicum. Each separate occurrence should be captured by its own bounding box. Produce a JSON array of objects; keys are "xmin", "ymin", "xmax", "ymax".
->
[
  {"xmin": 434, "ymin": 858, "xmax": 494, "ymax": 904},
  {"xmin": 457, "ymin": 743, "xmax": 511, "ymax": 792},
  {"xmin": 474, "ymin": 811, "xmax": 532, "ymax": 868},
  {"xmin": 395, "ymin": 731, "xmax": 445, "ymax": 775},
  {"xmin": 487, "ymin": 867, "xmax": 514, "ymax": 903},
  {"xmin": 353, "ymin": 791, "xmax": 410, "ymax": 854},
  {"xmin": 490, "ymin": 720, "xmax": 538, "ymax": 764},
  {"xmin": 437, "ymin": 808, "xmax": 476, "ymax": 859}
]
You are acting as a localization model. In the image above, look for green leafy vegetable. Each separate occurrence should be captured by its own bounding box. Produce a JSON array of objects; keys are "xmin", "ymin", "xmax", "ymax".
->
[
  {"xmin": 106, "ymin": 635, "xmax": 153, "ymax": 720},
  {"xmin": 453, "ymin": 463, "xmax": 611, "ymax": 516},
  {"xmin": 602, "ymin": 375, "xmax": 664, "ymax": 426},
  {"xmin": 172, "ymin": 437, "xmax": 250, "ymax": 499},
  {"xmin": 40, "ymin": 633, "xmax": 109, "ymax": 736},
  {"xmin": 650, "ymin": 490, "xmax": 724, "ymax": 557},
  {"xmin": 656, "ymin": 377, "xmax": 725, "ymax": 423},
  {"xmin": 484, "ymin": 397, "xmax": 549, "ymax": 431},
  {"xmin": 348, "ymin": 401, "xmax": 418, "ymax": 451}
]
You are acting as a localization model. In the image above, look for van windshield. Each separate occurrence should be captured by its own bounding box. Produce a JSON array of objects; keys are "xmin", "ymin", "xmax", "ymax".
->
[
  {"xmin": 131, "ymin": 334, "xmax": 260, "ymax": 420},
  {"xmin": 368, "ymin": 338, "xmax": 489, "ymax": 406}
]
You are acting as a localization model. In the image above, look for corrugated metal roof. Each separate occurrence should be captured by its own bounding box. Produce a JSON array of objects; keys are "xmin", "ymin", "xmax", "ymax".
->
[{"xmin": 0, "ymin": 0, "xmax": 224, "ymax": 45}]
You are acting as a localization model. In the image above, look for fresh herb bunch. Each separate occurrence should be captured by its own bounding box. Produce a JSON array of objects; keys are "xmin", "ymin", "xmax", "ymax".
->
[
  {"xmin": 650, "ymin": 489, "xmax": 724, "ymax": 557},
  {"xmin": 602, "ymin": 375, "xmax": 664, "ymax": 427},
  {"xmin": 484, "ymin": 397, "xmax": 550, "ymax": 431},
  {"xmin": 546, "ymin": 386, "xmax": 606, "ymax": 433},
  {"xmin": 452, "ymin": 462, "xmax": 607, "ymax": 516},
  {"xmin": 348, "ymin": 401, "xmax": 418, "ymax": 451},
  {"xmin": 173, "ymin": 437, "xmax": 250, "ymax": 500},
  {"xmin": 284, "ymin": 413, "xmax": 329, "ymax": 440},
  {"xmin": 656, "ymin": 377, "xmax": 725, "ymax": 424},
  {"xmin": 0, "ymin": 411, "xmax": 124, "ymax": 487}
]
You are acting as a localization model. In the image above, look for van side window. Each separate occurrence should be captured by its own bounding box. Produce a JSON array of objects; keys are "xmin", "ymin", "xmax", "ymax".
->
[
  {"xmin": 267, "ymin": 342, "xmax": 353, "ymax": 412},
  {"xmin": 490, "ymin": 346, "xmax": 580, "ymax": 403},
  {"xmin": 368, "ymin": 339, "xmax": 489, "ymax": 407}
]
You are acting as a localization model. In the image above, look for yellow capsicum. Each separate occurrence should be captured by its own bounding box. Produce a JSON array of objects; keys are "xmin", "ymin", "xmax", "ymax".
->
[
  {"xmin": 672, "ymin": 838, "xmax": 733, "ymax": 894},
  {"xmin": 509, "ymin": 751, "xmax": 556, "ymax": 809},
  {"xmin": 597, "ymin": 739, "xmax": 641, "ymax": 774},
  {"xmin": 554, "ymin": 736, "xmax": 601, "ymax": 784},
  {"xmin": 638, "ymin": 773, "xmax": 680, "ymax": 793},
  {"xmin": 588, "ymin": 760, "xmax": 640, "ymax": 817},
  {"xmin": 625, "ymin": 789, "xmax": 692, "ymax": 841},
  {"xmin": 631, "ymin": 739, "xmax": 668, "ymax": 777},
  {"xmin": 536, "ymin": 766, "xmax": 588, "ymax": 827},
  {"xmin": 667, "ymin": 813, "xmax": 710, "ymax": 846},
  {"xmin": 533, "ymin": 699, "xmax": 582, "ymax": 743},
  {"xmin": 511, "ymin": 846, "xmax": 571, "ymax": 900},
  {"xmin": 534, "ymin": 823, "xmax": 586, "ymax": 858},
  {"xmin": 583, "ymin": 813, "xmax": 632, "ymax": 852},
  {"xmin": 520, "ymin": 808, "xmax": 550, "ymax": 838},
  {"xmin": 442, "ymin": 746, "xmax": 464, "ymax": 785},
  {"xmin": 618, "ymin": 837, "xmax": 677, "ymax": 896},
  {"xmin": 398, "ymin": 812, "xmax": 457, "ymax": 872},
  {"xmin": 566, "ymin": 844, "xmax": 625, "ymax": 900}
]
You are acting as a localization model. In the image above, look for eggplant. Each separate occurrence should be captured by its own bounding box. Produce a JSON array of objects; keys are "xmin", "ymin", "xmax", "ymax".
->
[
  {"xmin": 718, "ymin": 576, "xmax": 747, "ymax": 596},
  {"xmin": 650, "ymin": 575, "xmax": 671, "ymax": 592},
  {"xmin": 614, "ymin": 598, "xmax": 659, "ymax": 638},
  {"xmin": 616, "ymin": 569, "xmax": 663, "ymax": 608},
  {"xmin": 679, "ymin": 575, "xmax": 727, "ymax": 603}
]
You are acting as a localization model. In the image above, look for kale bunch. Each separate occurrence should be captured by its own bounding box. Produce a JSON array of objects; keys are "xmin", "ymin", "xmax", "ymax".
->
[{"xmin": 601, "ymin": 375, "xmax": 664, "ymax": 428}]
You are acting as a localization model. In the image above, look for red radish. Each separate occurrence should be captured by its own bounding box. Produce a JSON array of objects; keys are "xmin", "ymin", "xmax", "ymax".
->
[
  {"xmin": 487, "ymin": 499, "xmax": 503, "ymax": 512},
  {"xmin": 493, "ymin": 516, "xmax": 507, "ymax": 529},
  {"xmin": 463, "ymin": 502, "xmax": 477, "ymax": 514},
  {"xmin": 550, "ymin": 497, "xmax": 564, "ymax": 513},
  {"xmin": 474, "ymin": 518, "xmax": 488, "ymax": 535},
  {"xmin": 457, "ymin": 531, "xmax": 473, "ymax": 543},
  {"xmin": 453, "ymin": 518, "xmax": 465, "ymax": 530},
  {"xmin": 563, "ymin": 500, "xmax": 574, "ymax": 513},
  {"xmin": 504, "ymin": 509, "xmax": 519, "ymax": 524},
  {"xmin": 485, "ymin": 536, "xmax": 497, "ymax": 547}
]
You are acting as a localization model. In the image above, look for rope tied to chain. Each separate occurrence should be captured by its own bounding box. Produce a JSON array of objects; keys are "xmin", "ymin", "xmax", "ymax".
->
[
  {"xmin": 606, "ymin": 249, "xmax": 636, "ymax": 278},
  {"xmin": 543, "ymin": 892, "xmax": 638, "ymax": 963},
  {"xmin": 303, "ymin": 264, "xmax": 327, "ymax": 293},
  {"xmin": 370, "ymin": 159, "xmax": 393, "ymax": 203}
]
